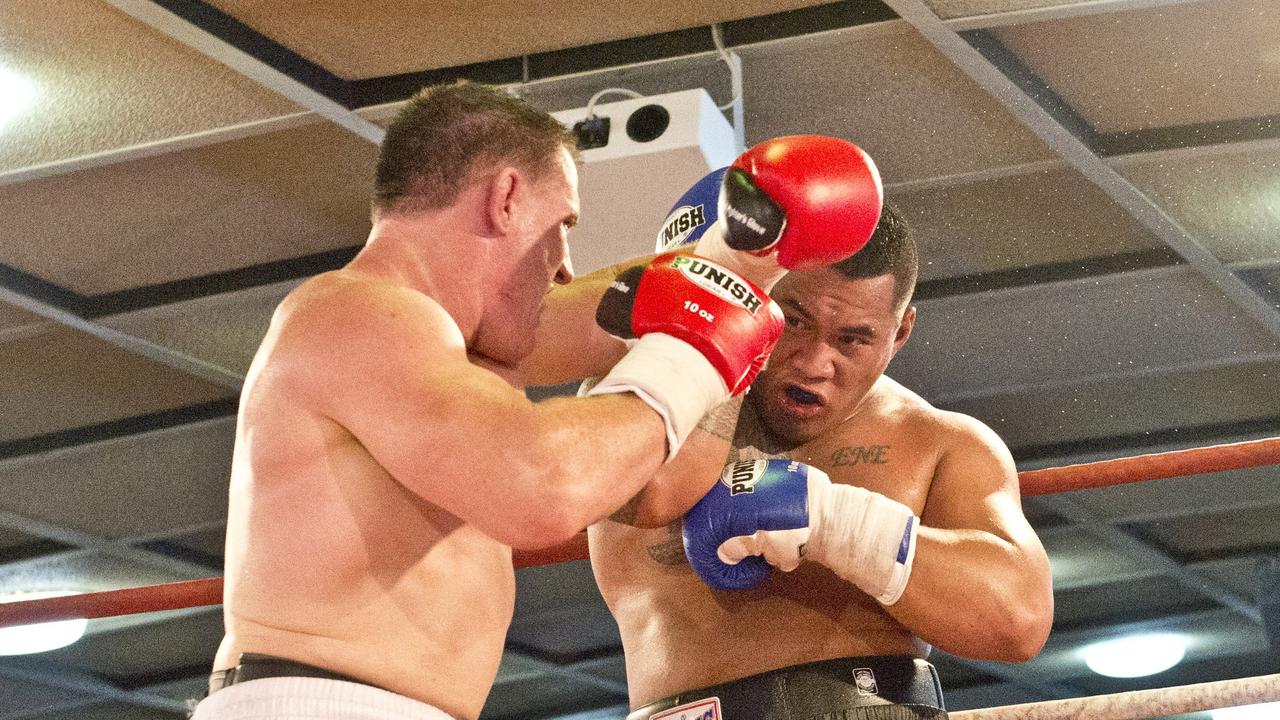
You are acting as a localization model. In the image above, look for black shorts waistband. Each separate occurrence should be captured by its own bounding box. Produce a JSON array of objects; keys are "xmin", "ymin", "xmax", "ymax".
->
[
  {"xmin": 627, "ymin": 656, "xmax": 947, "ymax": 720},
  {"xmin": 208, "ymin": 653, "xmax": 381, "ymax": 695}
]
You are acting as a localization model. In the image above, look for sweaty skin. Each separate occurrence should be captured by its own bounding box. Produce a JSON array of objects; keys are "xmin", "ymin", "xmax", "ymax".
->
[
  {"xmin": 589, "ymin": 267, "xmax": 1053, "ymax": 707},
  {"xmin": 215, "ymin": 149, "xmax": 674, "ymax": 720}
]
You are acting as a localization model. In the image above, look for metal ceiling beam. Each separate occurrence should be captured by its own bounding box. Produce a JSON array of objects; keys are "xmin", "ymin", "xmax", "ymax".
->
[
  {"xmin": 0, "ymin": 509, "xmax": 219, "ymax": 581},
  {"xmin": 0, "ymin": 112, "xmax": 318, "ymax": 188},
  {"xmin": 0, "ymin": 286, "xmax": 244, "ymax": 391},
  {"xmin": 882, "ymin": 0, "xmax": 1280, "ymax": 340},
  {"xmin": 943, "ymin": 0, "xmax": 1208, "ymax": 32},
  {"xmin": 1039, "ymin": 495, "xmax": 1263, "ymax": 623},
  {"xmin": 101, "ymin": 0, "xmax": 384, "ymax": 144}
]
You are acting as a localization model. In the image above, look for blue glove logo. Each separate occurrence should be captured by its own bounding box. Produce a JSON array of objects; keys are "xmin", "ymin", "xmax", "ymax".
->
[{"xmin": 722, "ymin": 459, "xmax": 766, "ymax": 495}]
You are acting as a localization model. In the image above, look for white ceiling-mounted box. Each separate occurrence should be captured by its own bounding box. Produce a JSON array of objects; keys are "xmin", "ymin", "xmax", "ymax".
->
[{"xmin": 552, "ymin": 88, "xmax": 738, "ymax": 274}]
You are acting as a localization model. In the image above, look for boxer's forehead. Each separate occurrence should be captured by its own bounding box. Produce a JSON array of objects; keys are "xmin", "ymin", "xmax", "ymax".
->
[{"xmin": 774, "ymin": 267, "xmax": 898, "ymax": 321}]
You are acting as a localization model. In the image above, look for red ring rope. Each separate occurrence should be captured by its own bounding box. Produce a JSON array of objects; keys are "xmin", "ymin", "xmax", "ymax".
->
[{"xmin": 1, "ymin": 436, "xmax": 1277, "ymax": 628}]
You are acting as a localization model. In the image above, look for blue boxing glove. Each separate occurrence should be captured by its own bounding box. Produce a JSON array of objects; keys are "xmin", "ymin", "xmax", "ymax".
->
[
  {"xmin": 683, "ymin": 458, "xmax": 921, "ymax": 604},
  {"xmin": 655, "ymin": 167, "xmax": 729, "ymax": 252},
  {"xmin": 682, "ymin": 459, "xmax": 814, "ymax": 590}
]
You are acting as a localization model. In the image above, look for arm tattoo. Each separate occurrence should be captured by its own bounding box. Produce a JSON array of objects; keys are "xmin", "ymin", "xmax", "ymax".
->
[
  {"xmin": 609, "ymin": 494, "xmax": 642, "ymax": 525},
  {"xmin": 646, "ymin": 521, "xmax": 690, "ymax": 566},
  {"xmin": 696, "ymin": 395, "xmax": 744, "ymax": 441}
]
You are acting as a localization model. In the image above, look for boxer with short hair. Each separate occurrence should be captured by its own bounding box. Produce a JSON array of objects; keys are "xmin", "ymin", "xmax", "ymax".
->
[
  {"xmin": 589, "ymin": 179, "xmax": 1054, "ymax": 719},
  {"xmin": 193, "ymin": 83, "xmax": 797, "ymax": 720},
  {"xmin": 194, "ymin": 91, "xmax": 882, "ymax": 719}
]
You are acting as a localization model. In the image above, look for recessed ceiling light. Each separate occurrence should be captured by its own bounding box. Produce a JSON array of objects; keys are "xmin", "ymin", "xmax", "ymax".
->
[
  {"xmin": 1080, "ymin": 632, "xmax": 1188, "ymax": 678},
  {"xmin": 0, "ymin": 66, "xmax": 38, "ymax": 128},
  {"xmin": 0, "ymin": 591, "xmax": 88, "ymax": 656}
]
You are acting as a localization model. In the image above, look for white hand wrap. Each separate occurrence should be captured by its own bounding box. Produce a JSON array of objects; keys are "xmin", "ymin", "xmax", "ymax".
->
[
  {"xmin": 587, "ymin": 333, "xmax": 729, "ymax": 461},
  {"xmin": 807, "ymin": 475, "xmax": 920, "ymax": 606},
  {"xmin": 694, "ymin": 219, "xmax": 787, "ymax": 293}
]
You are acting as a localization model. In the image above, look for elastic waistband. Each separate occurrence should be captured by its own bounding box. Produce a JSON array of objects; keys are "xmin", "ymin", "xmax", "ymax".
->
[
  {"xmin": 627, "ymin": 656, "xmax": 947, "ymax": 720},
  {"xmin": 191, "ymin": 676, "xmax": 454, "ymax": 720},
  {"xmin": 209, "ymin": 653, "xmax": 381, "ymax": 695}
]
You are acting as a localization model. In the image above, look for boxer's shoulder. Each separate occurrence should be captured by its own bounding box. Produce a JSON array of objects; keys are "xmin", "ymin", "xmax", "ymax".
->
[{"xmin": 280, "ymin": 270, "xmax": 463, "ymax": 353}]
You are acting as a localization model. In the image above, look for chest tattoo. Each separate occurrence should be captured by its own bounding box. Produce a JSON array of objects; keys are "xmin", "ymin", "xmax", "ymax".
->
[{"xmin": 831, "ymin": 445, "xmax": 890, "ymax": 466}]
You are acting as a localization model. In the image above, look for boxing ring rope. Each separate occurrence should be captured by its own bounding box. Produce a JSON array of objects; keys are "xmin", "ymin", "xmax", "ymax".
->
[
  {"xmin": 949, "ymin": 673, "xmax": 1280, "ymax": 720},
  {"xmin": 1, "ymin": 435, "xmax": 1278, "ymax": 718}
]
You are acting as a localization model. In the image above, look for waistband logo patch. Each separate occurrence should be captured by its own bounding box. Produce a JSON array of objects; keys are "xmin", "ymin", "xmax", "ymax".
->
[
  {"xmin": 854, "ymin": 668, "xmax": 879, "ymax": 696},
  {"xmin": 651, "ymin": 697, "xmax": 721, "ymax": 720}
]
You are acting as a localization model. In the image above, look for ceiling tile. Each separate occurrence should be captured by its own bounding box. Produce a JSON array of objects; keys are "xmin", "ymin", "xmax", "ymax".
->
[
  {"xmin": 98, "ymin": 281, "xmax": 297, "ymax": 377},
  {"xmin": 1041, "ymin": 528, "xmax": 1156, "ymax": 590},
  {"xmin": 0, "ymin": 327, "xmax": 232, "ymax": 443},
  {"xmin": 891, "ymin": 164, "xmax": 1165, "ymax": 281},
  {"xmin": 941, "ymin": 359, "xmax": 1280, "ymax": 453},
  {"xmin": 1051, "ymin": 575, "xmax": 1221, "ymax": 632},
  {"xmin": 924, "ymin": 0, "xmax": 1088, "ymax": 19},
  {"xmin": 991, "ymin": 0, "xmax": 1280, "ymax": 133},
  {"xmin": 0, "ymin": 302, "xmax": 45, "ymax": 334},
  {"xmin": 892, "ymin": 267, "xmax": 1280, "ymax": 402},
  {"xmin": 1113, "ymin": 141, "xmax": 1280, "ymax": 265},
  {"xmin": 0, "ymin": 419, "xmax": 233, "ymax": 539},
  {"xmin": 0, "ymin": 0, "xmax": 299, "ymax": 172},
  {"xmin": 1123, "ymin": 504, "xmax": 1280, "ymax": 562},
  {"xmin": 0, "ymin": 673, "xmax": 95, "ymax": 718},
  {"xmin": 737, "ymin": 21, "xmax": 1056, "ymax": 182},
  {"xmin": 1, "ymin": 123, "xmax": 374, "ymax": 295},
  {"xmin": 204, "ymin": 0, "xmax": 831, "ymax": 80},
  {"xmin": 1190, "ymin": 556, "xmax": 1268, "ymax": 605},
  {"xmin": 1070, "ymin": 464, "xmax": 1280, "ymax": 524},
  {"xmin": 39, "ymin": 608, "xmax": 223, "ymax": 682}
]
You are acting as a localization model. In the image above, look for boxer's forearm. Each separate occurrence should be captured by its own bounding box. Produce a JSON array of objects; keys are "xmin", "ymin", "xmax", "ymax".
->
[
  {"xmin": 608, "ymin": 396, "xmax": 742, "ymax": 528},
  {"xmin": 522, "ymin": 256, "xmax": 652, "ymax": 386},
  {"xmin": 881, "ymin": 526, "xmax": 1052, "ymax": 662}
]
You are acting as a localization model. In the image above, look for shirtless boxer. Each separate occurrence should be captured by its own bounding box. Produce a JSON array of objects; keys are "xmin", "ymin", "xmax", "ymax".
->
[
  {"xmin": 192, "ymin": 83, "xmax": 882, "ymax": 720},
  {"xmin": 589, "ymin": 188, "xmax": 1054, "ymax": 720}
]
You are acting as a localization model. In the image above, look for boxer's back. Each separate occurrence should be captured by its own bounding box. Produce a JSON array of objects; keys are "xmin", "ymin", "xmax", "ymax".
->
[
  {"xmin": 216, "ymin": 271, "xmax": 515, "ymax": 720},
  {"xmin": 590, "ymin": 376, "xmax": 943, "ymax": 706}
]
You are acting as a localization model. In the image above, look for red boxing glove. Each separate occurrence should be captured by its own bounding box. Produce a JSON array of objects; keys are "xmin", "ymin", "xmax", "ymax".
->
[
  {"xmin": 720, "ymin": 135, "xmax": 883, "ymax": 271},
  {"xmin": 590, "ymin": 253, "xmax": 784, "ymax": 458}
]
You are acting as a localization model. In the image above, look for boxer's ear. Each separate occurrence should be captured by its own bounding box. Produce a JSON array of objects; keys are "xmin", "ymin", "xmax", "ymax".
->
[
  {"xmin": 892, "ymin": 306, "xmax": 916, "ymax": 357},
  {"xmin": 485, "ymin": 167, "xmax": 521, "ymax": 234}
]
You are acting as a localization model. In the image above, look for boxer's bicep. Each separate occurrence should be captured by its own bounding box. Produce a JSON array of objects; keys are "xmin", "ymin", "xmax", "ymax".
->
[
  {"xmin": 923, "ymin": 416, "xmax": 1038, "ymax": 552},
  {"xmin": 294, "ymin": 287, "xmax": 566, "ymax": 544}
]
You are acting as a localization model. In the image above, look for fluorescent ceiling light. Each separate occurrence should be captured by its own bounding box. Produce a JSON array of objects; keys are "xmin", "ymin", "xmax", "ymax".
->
[
  {"xmin": 1081, "ymin": 632, "xmax": 1188, "ymax": 678},
  {"xmin": 0, "ymin": 591, "xmax": 88, "ymax": 656},
  {"xmin": 0, "ymin": 66, "xmax": 38, "ymax": 128},
  {"xmin": 1213, "ymin": 702, "xmax": 1280, "ymax": 720}
]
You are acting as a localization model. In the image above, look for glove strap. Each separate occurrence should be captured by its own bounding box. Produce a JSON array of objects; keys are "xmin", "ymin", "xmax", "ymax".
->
[
  {"xmin": 695, "ymin": 219, "xmax": 787, "ymax": 293},
  {"xmin": 587, "ymin": 333, "xmax": 729, "ymax": 461},
  {"xmin": 808, "ymin": 483, "xmax": 919, "ymax": 605}
]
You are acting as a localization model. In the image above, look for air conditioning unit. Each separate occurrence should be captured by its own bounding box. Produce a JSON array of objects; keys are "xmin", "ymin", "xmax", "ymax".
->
[{"xmin": 552, "ymin": 88, "xmax": 738, "ymax": 274}]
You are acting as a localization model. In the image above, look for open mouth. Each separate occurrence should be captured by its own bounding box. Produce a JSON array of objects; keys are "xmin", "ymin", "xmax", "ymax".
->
[{"xmin": 782, "ymin": 385, "xmax": 824, "ymax": 410}]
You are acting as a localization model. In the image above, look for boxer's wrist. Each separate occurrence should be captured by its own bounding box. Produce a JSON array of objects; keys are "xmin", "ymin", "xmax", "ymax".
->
[
  {"xmin": 694, "ymin": 219, "xmax": 787, "ymax": 293},
  {"xmin": 588, "ymin": 333, "xmax": 729, "ymax": 461},
  {"xmin": 807, "ymin": 481, "xmax": 919, "ymax": 605}
]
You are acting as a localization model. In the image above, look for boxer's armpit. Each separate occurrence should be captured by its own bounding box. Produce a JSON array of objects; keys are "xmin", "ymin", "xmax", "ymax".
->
[
  {"xmin": 646, "ymin": 521, "xmax": 689, "ymax": 566},
  {"xmin": 609, "ymin": 495, "xmax": 642, "ymax": 525}
]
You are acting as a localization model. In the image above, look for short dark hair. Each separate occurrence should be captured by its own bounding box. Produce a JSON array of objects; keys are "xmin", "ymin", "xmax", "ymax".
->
[
  {"xmin": 830, "ymin": 203, "xmax": 917, "ymax": 312},
  {"xmin": 373, "ymin": 82, "xmax": 578, "ymax": 216}
]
